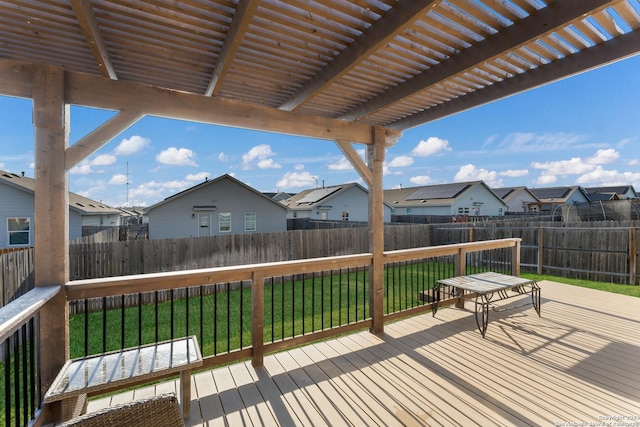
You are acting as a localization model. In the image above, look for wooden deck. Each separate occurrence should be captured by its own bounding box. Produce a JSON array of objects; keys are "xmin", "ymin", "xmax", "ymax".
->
[{"xmin": 87, "ymin": 281, "xmax": 640, "ymax": 426}]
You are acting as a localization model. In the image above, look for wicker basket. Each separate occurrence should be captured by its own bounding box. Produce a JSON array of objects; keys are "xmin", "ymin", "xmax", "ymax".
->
[{"xmin": 56, "ymin": 393, "xmax": 185, "ymax": 427}]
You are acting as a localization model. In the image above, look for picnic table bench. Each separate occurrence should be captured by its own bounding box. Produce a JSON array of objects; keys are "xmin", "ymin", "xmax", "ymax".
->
[
  {"xmin": 433, "ymin": 272, "xmax": 541, "ymax": 337},
  {"xmin": 44, "ymin": 336, "xmax": 202, "ymax": 422}
]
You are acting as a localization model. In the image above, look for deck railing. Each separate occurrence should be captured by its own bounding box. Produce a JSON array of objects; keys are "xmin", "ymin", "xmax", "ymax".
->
[
  {"xmin": 0, "ymin": 286, "xmax": 60, "ymax": 426},
  {"xmin": 1, "ymin": 238, "xmax": 519, "ymax": 426}
]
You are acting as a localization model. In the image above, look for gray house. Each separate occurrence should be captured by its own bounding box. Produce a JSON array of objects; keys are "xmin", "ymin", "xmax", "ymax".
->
[
  {"xmin": 584, "ymin": 185, "xmax": 638, "ymax": 200},
  {"xmin": 529, "ymin": 186, "xmax": 591, "ymax": 213},
  {"xmin": 146, "ymin": 174, "xmax": 287, "ymax": 239},
  {"xmin": 281, "ymin": 183, "xmax": 392, "ymax": 222},
  {"xmin": 492, "ymin": 187, "xmax": 540, "ymax": 213},
  {"xmin": 0, "ymin": 170, "xmax": 122, "ymax": 248},
  {"xmin": 384, "ymin": 181, "xmax": 508, "ymax": 217}
]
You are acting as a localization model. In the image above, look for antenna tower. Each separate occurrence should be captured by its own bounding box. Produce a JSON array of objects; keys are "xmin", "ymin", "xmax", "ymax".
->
[{"xmin": 126, "ymin": 161, "xmax": 130, "ymax": 205}]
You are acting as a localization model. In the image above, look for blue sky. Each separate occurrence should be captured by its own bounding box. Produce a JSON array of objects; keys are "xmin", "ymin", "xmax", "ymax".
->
[{"xmin": 1, "ymin": 54, "xmax": 639, "ymax": 207}]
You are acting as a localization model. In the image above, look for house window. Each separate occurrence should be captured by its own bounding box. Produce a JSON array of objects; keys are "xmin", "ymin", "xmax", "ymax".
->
[
  {"xmin": 219, "ymin": 213, "xmax": 231, "ymax": 232},
  {"xmin": 342, "ymin": 211, "xmax": 349, "ymax": 221},
  {"xmin": 406, "ymin": 208, "xmax": 412, "ymax": 215},
  {"xmin": 8, "ymin": 217, "xmax": 30, "ymax": 246},
  {"xmin": 458, "ymin": 207, "xmax": 470, "ymax": 214},
  {"xmin": 244, "ymin": 212, "xmax": 256, "ymax": 231}
]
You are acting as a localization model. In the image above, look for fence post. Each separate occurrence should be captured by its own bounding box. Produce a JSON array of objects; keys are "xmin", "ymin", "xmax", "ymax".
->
[
  {"xmin": 251, "ymin": 271, "xmax": 264, "ymax": 367},
  {"xmin": 630, "ymin": 228, "xmax": 637, "ymax": 285},
  {"xmin": 537, "ymin": 227, "xmax": 544, "ymax": 275}
]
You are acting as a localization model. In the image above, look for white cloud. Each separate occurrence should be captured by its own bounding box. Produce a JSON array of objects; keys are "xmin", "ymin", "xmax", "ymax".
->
[
  {"xmin": 294, "ymin": 163, "xmax": 304, "ymax": 171},
  {"xmin": 185, "ymin": 172, "xmax": 210, "ymax": 181},
  {"xmin": 499, "ymin": 169, "xmax": 529, "ymax": 177},
  {"xmin": 531, "ymin": 157, "xmax": 593, "ymax": 175},
  {"xmin": 497, "ymin": 132, "xmax": 588, "ymax": 152},
  {"xmin": 576, "ymin": 166, "xmax": 640, "ymax": 187},
  {"xmin": 109, "ymin": 174, "xmax": 128, "ymax": 185},
  {"xmin": 69, "ymin": 162, "xmax": 95, "ymax": 175},
  {"xmin": 454, "ymin": 164, "xmax": 503, "ymax": 187},
  {"xmin": 242, "ymin": 144, "xmax": 280, "ymax": 169},
  {"xmin": 257, "ymin": 158, "xmax": 281, "ymax": 169},
  {"xmin": 409, "ymin": 175, "xmax": 433, "ymax": 185},
  {"xmin": 586, "ymin": 148, "xmax": 619, "ymax": 165},
  {"xmin": 156, "ymin": 147, "xmax": 197, "ymax": 166},
  {"xmin": 218, "ymin": 152, "xmax": 229, "ymax": 162},
  {"xmin": 328, "ymin": 157, "xmax": 353, "ymax": 171},
  {"xmin": 411, "ymin": 137, "xmax": 451, "ymax": 157},
  {"xmin": 276, "ymin": 171, "xmax": 317, "ymax": 189},
  {"xmin": 532, "ymin": 149, "xmax": 621, "ymax": 178},
  {"xmin": 387, "ymin": 155, "xmax": 414, "ymax": 167},
  {"xmin": 92, "ymin": 154, "xmax": 117, "ymax": 166},
  {"xmin": 114, "ymin": 135, "xmax": 150, "ymax": 155},
  {"xmin": 128, "ymin": 180, "xmax": 191, "ymax": 205},
  {"xmin": 535, "ymin": 174, "xmax": 557, "ymax": 185}
]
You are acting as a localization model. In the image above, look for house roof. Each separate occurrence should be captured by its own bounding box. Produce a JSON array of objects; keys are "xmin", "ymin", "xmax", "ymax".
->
[
  {"xmin": 584, "ymin": 185, "xmax": 638, "ymax": 198},
  {"xmin": 2, "ymin": 1, "xmax": 639, "ymax": 135},
  {"xmin": 145, "ymin": 174, "xmax": 287, "ymax": 212},
  {"xmin": 491, "ymin": 186, "xmax": 539, "ymax": 203},
  {"xmin": 529, "ymin": 186, "xmax": 589, "ymax": 203},
  {"xmin": 384, "ymin": 181, "xmax": 504, "ymax": 208},
  {"xmin": 282, "ymin": 182, "xmax": 380, "ymax": 211},
  {"xmin": 0, "ymin": 170, "xmax": 121, "ymax": 215}
]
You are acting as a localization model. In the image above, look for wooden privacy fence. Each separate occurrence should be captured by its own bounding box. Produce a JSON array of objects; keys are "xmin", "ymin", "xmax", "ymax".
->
[
  {"xmin": 0, "ymin": 247, "xmax": 34, "ymax": 307},
  {"xmin": 431, "ymin": 220, "xmax": 640, "ymax": 284},
  {"xmin": 68, "ymin": 226, "xmax": 432, "ymax": 279}
]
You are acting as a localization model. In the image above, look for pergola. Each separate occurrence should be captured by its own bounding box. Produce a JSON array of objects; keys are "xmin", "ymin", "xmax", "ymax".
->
[{"xmin": 1, "ymin": 0, "xmax": 639, "ymax": 420}]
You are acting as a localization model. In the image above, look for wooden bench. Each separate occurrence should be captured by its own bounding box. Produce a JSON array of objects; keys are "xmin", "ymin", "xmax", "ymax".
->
[
  {"xmin": 433, "ymin": 272, "xmax": 541, "ymax": 337},
  {"xmin": 44, "ymin": 336, "xmax": 202, "ymax": 422}
]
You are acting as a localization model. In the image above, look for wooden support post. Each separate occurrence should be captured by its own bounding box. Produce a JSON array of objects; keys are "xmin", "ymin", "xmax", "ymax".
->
[
  {"xmin": 368, "ymin": 126, "xmax": 385, "ymax": 333},
  {"xmin": 32, "ymin": 64, "xmax": 70, "ymax": 416},
  {"xmin": 537, "ymin": 227, "xmax": 544, "ymax": 275},
  {"xmin": 251, "ymin": 271, "xmax": 265, "ymax": 367},
  {"xmin": 629, "ymin": 228, "xmax": 637, "ymax": 285},
  {"xmin": 455, "ymin": 249, "xmax": 466, "ymax": 309},
  {"xmin": 511, "ymin": 239, "xmax": 521, "ymax": 277}
]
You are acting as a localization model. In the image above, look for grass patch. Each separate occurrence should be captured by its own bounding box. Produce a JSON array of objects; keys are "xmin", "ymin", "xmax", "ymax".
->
[{"xmin": 521, "ymin": 273, "xmax": 640, "ymax": 298}]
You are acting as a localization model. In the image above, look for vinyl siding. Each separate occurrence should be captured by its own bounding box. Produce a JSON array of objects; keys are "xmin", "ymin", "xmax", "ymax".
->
[{"xmin": 147, "ymin": 179, "xmax": 286, "ymax": 239}]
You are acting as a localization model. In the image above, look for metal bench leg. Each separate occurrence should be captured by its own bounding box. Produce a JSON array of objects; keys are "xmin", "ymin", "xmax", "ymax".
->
[
  {"xmin": 180, "ymin": 370, "xmax": 191, "ymax": 419},
  {"xmin": 474, "ymin": 295, "xmax": 490, "ymax": 338},
  {"xmin": 532, "ymin": 282, "xmax": 541, "ymax": 316}
]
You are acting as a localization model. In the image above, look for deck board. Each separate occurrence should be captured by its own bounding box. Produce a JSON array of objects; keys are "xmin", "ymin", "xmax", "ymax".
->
[{"xmin": 87, "ymin": 281, "xmax": 640, "ymax": 426}]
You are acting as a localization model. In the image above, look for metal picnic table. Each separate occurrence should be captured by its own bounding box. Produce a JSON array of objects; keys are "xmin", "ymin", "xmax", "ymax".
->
[{"xmin": 433, "ymin": 272, "xmax": 541, "ymax": 337}]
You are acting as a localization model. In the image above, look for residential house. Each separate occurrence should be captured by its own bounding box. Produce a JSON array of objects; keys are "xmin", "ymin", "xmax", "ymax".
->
[
  {"xmin": 528, "ymin": 186, "xmax": 591, "ymax": 213},
  {"xmin": 145, "ymin": 174, "xmax": 287, "ymax": 239},
  {"xmin": 384, "ymin": 181, "xmax": 508, "ymax": 217},
  {"xmin": 0, "ymin": 170, "xmax": 122, "ymax": 248},
  {"xmin": 281, "ymin": 183, "xmax": 392, "ymax": 222},
  {"xmin": 584, "ymin": 185, "xmax": 638, "ymax": 200},
  {"xmin": 491, "ymin": 186, "xmax": 540, "ymax": 213}
]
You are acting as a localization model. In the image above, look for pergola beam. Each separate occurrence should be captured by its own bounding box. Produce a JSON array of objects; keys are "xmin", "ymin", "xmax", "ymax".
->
[
  {"xmin": 335, "ymin": 140, "xmax": 372, "ymax": 186},
  {"xmin": 205, "ymin": 0, "xmax": 258, "ymax": 97},
  {"xmin": 278, "ymin": 0, "xmax": 438, "ymax": 112},
  {"xmin": 65, "ymin": 109, "xmax": 143, "ymax": 170},
  {"xmin": 0, "ymin": 59, "xmax": 401, "ymax": 145},
  {"xmin": 340, "ymin": 0, "xmax": 616, "ymax": 122},
  {"xmin": 390, "ymin": 28, "xmax": 640, "ymax": 130},
  {"xmin": 70, "ymin": 0, "xmax": 117, "ymax": 80}
]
